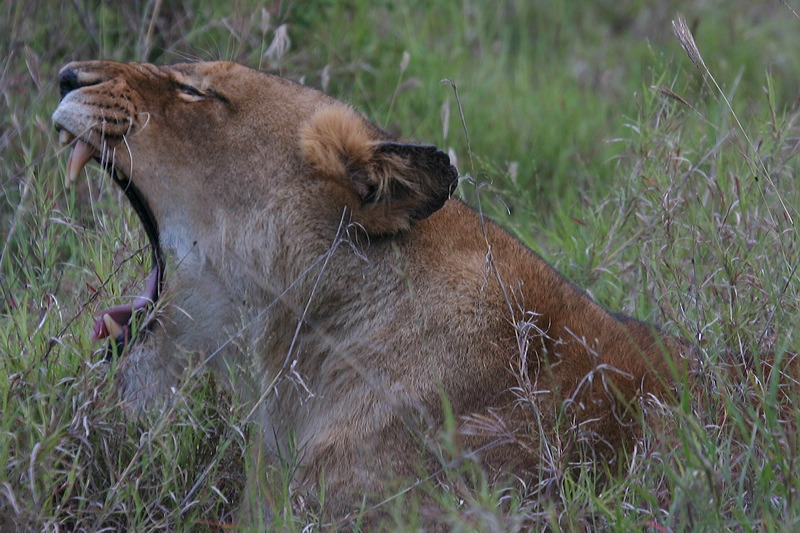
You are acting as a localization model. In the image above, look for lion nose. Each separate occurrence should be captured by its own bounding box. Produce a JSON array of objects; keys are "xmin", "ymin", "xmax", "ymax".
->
[
  {"xmin": 58, "ymin": 67, "xmax": 81, "ymax": 99},
  {"xmin": 58, "ymin": 62, "xmax": 110, "ymax": 99}
]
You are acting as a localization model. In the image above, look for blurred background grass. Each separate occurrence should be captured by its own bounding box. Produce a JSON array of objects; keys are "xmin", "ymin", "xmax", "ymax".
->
[{"xmin": 2, "ymin": 1, "xmax": 800, "ymax": 531}]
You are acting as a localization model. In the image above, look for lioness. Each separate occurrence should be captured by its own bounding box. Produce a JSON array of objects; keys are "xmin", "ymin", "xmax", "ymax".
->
[{"xmin": 53, "ymin": 60, "xmax": 686, "ymax": 523}]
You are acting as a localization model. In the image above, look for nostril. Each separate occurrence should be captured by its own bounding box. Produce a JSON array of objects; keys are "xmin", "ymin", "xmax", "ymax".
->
[{"xmin": 59, "ymin": 68, "xmax": 81, "ymax": 99}]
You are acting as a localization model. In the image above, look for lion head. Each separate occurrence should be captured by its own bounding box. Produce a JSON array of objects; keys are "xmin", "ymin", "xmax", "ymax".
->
[{"xmin": 53, "ymin": 61, "xmax": 457, "ymax": 401}]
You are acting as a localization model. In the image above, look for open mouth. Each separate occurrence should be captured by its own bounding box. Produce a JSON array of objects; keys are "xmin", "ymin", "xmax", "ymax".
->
[{"xmin": 57, "ymin": 129, "xmax": 164, "ymax": 350}]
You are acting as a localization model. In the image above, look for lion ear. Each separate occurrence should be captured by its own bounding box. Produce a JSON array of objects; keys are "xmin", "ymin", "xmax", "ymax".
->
[
  {"xmin": 354, "ymin": 142, "xmax": 458, "ymax": 234},
  {"xmin": 300, "ymin": 106, "xmax": 458, "ymax": 235}
]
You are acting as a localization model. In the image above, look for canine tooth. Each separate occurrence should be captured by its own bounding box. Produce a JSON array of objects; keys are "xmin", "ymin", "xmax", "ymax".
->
[
  {"xmin": 102, "ymin": 313, "xmax": 125, "ymax": 339},
  {"xmin": 65, "ymin": 139, "xmax": 94, "ymax": 188},
  {"xmin": 58, "ymin": 129, "xmax": 75, "ymax": 147}
]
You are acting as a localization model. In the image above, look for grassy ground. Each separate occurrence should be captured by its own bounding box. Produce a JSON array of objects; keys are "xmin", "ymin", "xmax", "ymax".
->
[{"xmin": 2, "ymin": 0, "xmax": 800, "ymax": 530}]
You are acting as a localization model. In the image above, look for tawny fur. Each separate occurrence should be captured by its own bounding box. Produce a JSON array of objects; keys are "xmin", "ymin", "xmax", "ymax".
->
[{"xmin": 52, "ymin": 60, "xmax": 689, "ymax": 524}]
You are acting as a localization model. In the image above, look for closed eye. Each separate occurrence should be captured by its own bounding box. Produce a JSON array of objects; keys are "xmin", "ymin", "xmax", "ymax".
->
[{"xmin": 176, "ymin": 83, "xmax": 207, "ymax": 102}]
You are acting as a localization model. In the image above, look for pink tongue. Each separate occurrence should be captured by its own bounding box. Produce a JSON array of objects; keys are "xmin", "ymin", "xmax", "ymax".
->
[{"xmin": 91, "ymin": 268, "xmax": 158, "ymax": 342}]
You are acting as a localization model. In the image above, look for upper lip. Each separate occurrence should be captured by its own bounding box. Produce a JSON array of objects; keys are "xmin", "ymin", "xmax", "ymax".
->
[{"xmin": 55, "ymin": 126, "xmax": 164, "ymax": 348}]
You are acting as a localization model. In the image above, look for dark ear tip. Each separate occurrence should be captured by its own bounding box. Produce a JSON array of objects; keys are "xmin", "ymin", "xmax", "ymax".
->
[
  {"xmin": 366, "ymin": 141, "xmax": 458, "ymax": 227},
  {"xmin": 376, "ymin": 142, "xmax": 457, "ymax": 175},
  {"xmin": 433, "ymin": 147, "xmax": 452, "ymax": 165},
  {"xmin": 427, "ymin": 146, "xmax": 456, "ymax": 173}
]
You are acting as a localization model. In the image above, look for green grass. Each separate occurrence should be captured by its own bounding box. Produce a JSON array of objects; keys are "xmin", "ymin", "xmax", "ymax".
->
[{"xmin": 3, "ymin": 0, "xmax": 800, "ymax": 530}]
